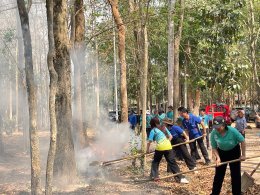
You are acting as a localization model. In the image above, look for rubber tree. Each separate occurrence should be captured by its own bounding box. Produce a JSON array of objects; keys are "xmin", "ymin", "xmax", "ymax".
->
[{"xmin": 17, "ymin": 0, "xmax": 41, "ymax": 194}]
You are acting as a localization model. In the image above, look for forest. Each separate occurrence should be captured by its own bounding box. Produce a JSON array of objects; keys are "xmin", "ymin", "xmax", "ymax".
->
[{"xmin": 0, "ymin": 0, "xmax": 259, "ymax": 194}]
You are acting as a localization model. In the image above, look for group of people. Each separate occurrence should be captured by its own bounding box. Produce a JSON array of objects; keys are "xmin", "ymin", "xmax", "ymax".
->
[{"xmin": 144, "ymin": 106, "xmax": 246, "ymax": 195}]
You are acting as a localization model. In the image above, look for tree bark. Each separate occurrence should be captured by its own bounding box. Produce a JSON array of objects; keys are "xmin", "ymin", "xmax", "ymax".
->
[
  {"xmin": 193, "ymin": 89, "xmax": 201, "ymax": 116},
  {"xmin": 129, "ymin": 0, "xmax": 141, "ymax": 120},
  {"xmin": 71, "ymin": 0, "xmax": 86, "ymax": 148},
  {"xmin": 108, "ymin": 0, "xmax": 128, "ymax": 123},
  {"xmin": 0, "ymin": 115, "xmax": 4, "ymax": 154},
  {"xmin": 173, "ymin": 0, "xmax": 184, "ymax": 121},
  {"xmin": 140, "ymin": 25, "xmax": 148, "ymax": 169},
  {"xmin": 53, "ymin": 0, "xmax": 77, "ymax": 182},
  {"xmin": 45, "ymin": 0, "xmax": 58, "ymax": 194},
  {"xmin": 167, "ymin": 0, "xmax": 176, "ymax": 107},
  {"xmin": 17, "ymin": 1, "xmax": 41, "ymax": 194}
]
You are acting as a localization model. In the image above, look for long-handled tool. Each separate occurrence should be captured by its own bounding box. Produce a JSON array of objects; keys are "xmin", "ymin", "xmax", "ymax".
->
[
  {"xmin": 241, "ymin": 161, "xmax": 260, "ymax": 192},
  {"xmin": 90, "ymin": 136, "xmax": 203, "ymax": 166},
  {"xmin": 133, "ymin": 155, "xmax": 260, "ymax": 183}
]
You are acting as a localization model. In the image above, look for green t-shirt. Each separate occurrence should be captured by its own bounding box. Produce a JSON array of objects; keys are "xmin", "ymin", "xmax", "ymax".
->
[
  {"xmin": 210, "ymin": 126, "xmax": 245, "ymax": 151},
  {"xmin": 166, "ymin": 111, "xmax": 174, "ymax": 120}
]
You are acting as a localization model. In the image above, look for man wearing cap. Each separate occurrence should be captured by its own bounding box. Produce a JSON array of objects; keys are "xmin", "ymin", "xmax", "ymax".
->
[
  {"xmin": 210, "ymin": 116, "xmax": 246, "ymax": 195},
  {"xmin": 178, "ymin": 107, "xmax": 211, "ymax": 165}
]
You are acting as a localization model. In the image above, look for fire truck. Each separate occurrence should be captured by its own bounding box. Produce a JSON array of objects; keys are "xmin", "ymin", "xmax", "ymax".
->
[{"xmin": 205, "ymin": 104, "xmax": 232, "ymax": 130}]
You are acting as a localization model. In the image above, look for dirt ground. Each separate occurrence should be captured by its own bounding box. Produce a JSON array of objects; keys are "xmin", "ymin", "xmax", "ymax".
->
[{"xmin": 0, "ymin": 123, "xmax": 260, "ymax": 195}]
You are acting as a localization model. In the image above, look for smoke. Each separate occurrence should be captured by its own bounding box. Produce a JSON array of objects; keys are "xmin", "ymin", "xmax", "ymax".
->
[{"xmin": 71, "ymin": 45, "xmax": 142, "ymax": 179}]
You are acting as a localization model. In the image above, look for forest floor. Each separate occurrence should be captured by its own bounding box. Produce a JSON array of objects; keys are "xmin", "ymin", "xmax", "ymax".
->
[{"xmin": 0, "ymin": 123, "xmax": 260, "ymax": 195}]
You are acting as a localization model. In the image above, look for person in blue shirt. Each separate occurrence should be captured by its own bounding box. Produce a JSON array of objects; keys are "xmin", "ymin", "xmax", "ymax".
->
[
  {"xmin": 128, "ymin": 110, "xmax": 137, "ymax": 130},
  {"xmin": 199, "ymin": 108, "xmax": 210, "ymax": 149},
  {"xmin": 163, "ymin": 119, "xmax": 196, "ymax": 172},
  {"xmin": 178, "ymin": 107, "xmax": 201, "ymax": 160},
  {"xmin": 210, "ymin": 116, "xmax": 246, "ymax": 195},
  {"xmin": 179, "ymin": 107, "xmax": 211, "ymax": 165},
  {"xmin": 147, "ymin": 117, "xmax": 189, "ymax": 184},
  {"xmin": 235, "ymin": 109, "xmax": 247, "ymax": 138}
]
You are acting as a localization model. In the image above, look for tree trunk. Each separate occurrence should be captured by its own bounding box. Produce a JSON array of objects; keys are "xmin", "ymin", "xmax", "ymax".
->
[
  {"xmin": 17, "ymin": 1, "xmax": 41, "ymax": 194},
  {"xmin": 108, "ymin": 0, "xmax": 128, "ymax": 122},
  {"xmin": 16, "ymin": 10, "xmax": 24, "ymax": 133},
  {"xmin": 0, "ymin": 115, "xmax": 4, "ymax": 154},
  {"xmin": 173, "ymin": 0, "xmax": 184, "ymax": 121},
  {"xmin": 187, "ymin": 88, "xmax": 193, "ymax": 112},
  {"xmin": 248, "ymin": 0, "xmax": 260, "ymax": 104},
  {"xmin": 53, "ymin": 0, "xmax": 77, "ymax": 182},
  {"xmin": 184, "ymin": 41, "xmax": 190, "ymax": 108},
  {"xmin": 45, "ymin": 0, "xmax": 58, "ymax": 194},
  {"xmin": 71, "ymin": 0, "xmax": 86, "ymax": 148},
  {"xmin": 129, "ymin": 0, "xmax": 141, "ymax": 119},
  {"xmin": 167, "ymin": 0, "xmax": 176, "ymax": 107},
  {"xmin": 193, "ymin": 89, "xmax": 201, "ymax": 116},
  {"xmin": 140, "ymin": 25, "xmax": 148, "ymax": 170}
]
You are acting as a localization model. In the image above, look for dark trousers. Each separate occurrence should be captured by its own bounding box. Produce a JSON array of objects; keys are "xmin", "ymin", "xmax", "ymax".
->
[
  {"xmin": 146, "ymin": 128, "xmax": 152, "ymax": 138},
  {"xmin": 169, "ymin": 138, "xmax": 196, "ymax": 170},
  {"xmin": 206, "ymin": 128, "xmax": 210, "ymax": 148},
  {"xmin": 151, "ymin": 149, "xmax": 183, "ymax": 180},
  {"xmin": 189, "ymin": 137, "xmax": 210, "ymax": 163},
  {"xmin": 211, "ymin": 144, "xmax": 241, "ymax": 195}
]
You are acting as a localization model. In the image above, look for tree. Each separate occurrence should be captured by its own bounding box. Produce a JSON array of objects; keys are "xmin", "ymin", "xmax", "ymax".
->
[
  {"xmin": 16, "ymin": 0, "xmax": 41, "ymax": 194},
  {"xmin": 108, "ymin": 0, "xmax": 128, "ymax": 123},
  {"xmin": 45, "ymin": 0, "xmax": 58, "ymax": 194},
  {"xmin": 173, "ymin": 0, "xmax": 184, "ymax": 119},
  {"xmin": 70, "ymin": 0, "xmax": 87, "ymax": 147},
  {"xmin": 167, "ymin": 0, "xmax": 176, "ymax": 107},
  {"xmin": 53, "ymin": 0, "xmax": 77, "ymax": 182}
]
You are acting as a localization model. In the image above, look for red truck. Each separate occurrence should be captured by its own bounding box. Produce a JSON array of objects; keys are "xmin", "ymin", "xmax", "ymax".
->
[{"xmin": 205, "ymin": 104, "xmax": 232, "ymax": 129}]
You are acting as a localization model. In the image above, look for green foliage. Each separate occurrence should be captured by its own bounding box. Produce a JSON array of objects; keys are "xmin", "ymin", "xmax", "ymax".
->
[{"xmin": 181, "ymin": 0, "xmax": 248, "ymax": 94}]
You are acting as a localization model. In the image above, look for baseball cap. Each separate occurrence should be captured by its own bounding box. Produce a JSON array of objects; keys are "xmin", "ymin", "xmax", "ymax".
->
[{"xmin": 212, "ymin": 116, "xmax": 226, "ymax": 129}]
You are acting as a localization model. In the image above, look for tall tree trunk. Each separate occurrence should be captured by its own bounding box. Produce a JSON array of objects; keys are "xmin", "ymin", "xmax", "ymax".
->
[
  {"xmin": 45, "ymin": 0, "xmax": 58, "ymax": 194},
  {"xmin": 129, "ymin": 0, "xmax": 141, "ymax": 118},
  {"xmin": 140, "ymin": 25, "xmax": 148, "ymax": 170},
  {"xmin": 184, "ymin": 41, "xmax": 190, "ymax": 108},
  {"xmin": 0, "ymin": 115, "xmax": 4, "ymax": 154},
  {"xmin": 16, "ymin": 10, "xmax": 24, "ymax": 133},
  {"xmin": 167, "ymin": 0, "xmax": 176, "ymax": 107},
  {"xmin": 108, "ymin": 0, "xmax": 128, "ymax": 122},
  {"xmin": 17, "ymin": 1, "xmax": 41, "ymax": 194},
  {"xmin": 187, "ymin": 87, "xmax": 193, "ymax": 112},
  {"xmin": 248, "ymin": 0, "xmax": 260, "ymax": 103},
  {"xmin": 193, "ymin": 89, "xmax": 201, "ymax": 116},
  {"xmin": 95, "ymin": 40, "xmax": 100, "ymax": 121},
  {"xmin": 53, "ymin": 0, "xmax": 77, "ymax": 182},
  {"xmin": 173, "ymin": 0, "xmax": 184, "ymax": 121},
  {"xmin": 138, "ymin": 0, "xmax": 149, "ymax": 171},
  {"xmin": 71, "ymin": 0, "xmax": 86, "ymax": 148}
]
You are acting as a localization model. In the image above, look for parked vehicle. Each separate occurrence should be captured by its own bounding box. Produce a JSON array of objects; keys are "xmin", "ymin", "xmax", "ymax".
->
[
  {"xmin": 232, "ymin": 107, "xmax": 257, "ymax": 122},
  {"xmin": 205, "ymin": 104, "xmax": 232, "ymax": 129},
  {"xmin": 245, "ymin": 107, "xmax": 258, "ymax": 122}
]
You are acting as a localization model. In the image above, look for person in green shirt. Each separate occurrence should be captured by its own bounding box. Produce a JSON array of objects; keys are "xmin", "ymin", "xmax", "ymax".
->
[
  {"xmin": 210, "ymin": 116, "xmax": 246, "ymax": 195},
  {"xmin": 166, "ymin": 105, "xmax": 174, "ymax": 120}
]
